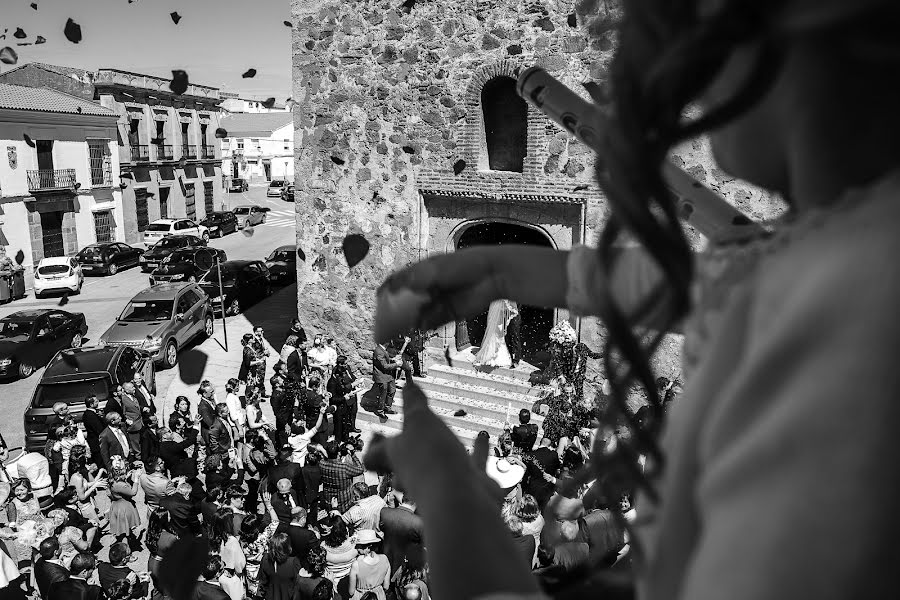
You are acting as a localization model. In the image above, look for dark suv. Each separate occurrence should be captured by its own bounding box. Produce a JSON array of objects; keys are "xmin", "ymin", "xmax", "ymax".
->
[
  {"xmin": 149, "ymin": 247, "xmax": 227, "ymax": 285},
  {"xmin": 24, "ymin": 345, "xmax": 155, "ymax": 451}
]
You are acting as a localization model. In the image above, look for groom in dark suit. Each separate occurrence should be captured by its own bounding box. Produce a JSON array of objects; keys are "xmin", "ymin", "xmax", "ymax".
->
[{"xmin": 505, "ymin": 303, "xmax": 522, "ymax": 367}]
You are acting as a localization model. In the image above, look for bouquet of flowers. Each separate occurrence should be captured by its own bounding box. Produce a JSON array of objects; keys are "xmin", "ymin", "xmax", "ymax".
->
[{"xmin": 548, "ymin": 321, "xmax": 577, "ymax": 346}]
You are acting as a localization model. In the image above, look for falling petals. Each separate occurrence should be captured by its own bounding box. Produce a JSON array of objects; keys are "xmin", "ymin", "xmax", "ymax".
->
[
  {"xmin": 170, "ymin": 70, "xmax": 188, "ymax": 94},
  {"xmin": 64, "ymin": 18, "xmax": 82, "ymax": 43},
  {"xmin": 242, "ymin": 68, "xmax": 257, "ymax": 78},
  {"xmin": 170, "ymin": 12, "xmax": 181, "ymax": 24},
  {"xmin": 215, "ymin": 127, "xmax": 227, "ymax": 138},
  {"xmin": 453, "ymin": 159, "xmax": 466, "ymax": 175},
  {"xmin": 261, "ymin": 97, "xmax": 276, "ymax": 109},
  {"xmin": 0, "ymin": 47, "xmax": 17, "ymax": 65},
  {"xmin": 13, "ymin": 28, "xmax": 26, "ymax": 40},
  {"xmin": 35, "ymin": 35, "xmax": 46, "ymax": 44}
]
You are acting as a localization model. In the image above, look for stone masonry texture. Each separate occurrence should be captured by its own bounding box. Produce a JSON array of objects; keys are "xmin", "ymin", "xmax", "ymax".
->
[{"xmin": 291, "ymin": 0, "xmax": 784, "ymax": 398}]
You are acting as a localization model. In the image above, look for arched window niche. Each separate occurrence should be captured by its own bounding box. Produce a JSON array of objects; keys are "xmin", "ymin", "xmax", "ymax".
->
[{"xmin": 480, "ymin": 76, "xmax": 528, "ymax": 172}]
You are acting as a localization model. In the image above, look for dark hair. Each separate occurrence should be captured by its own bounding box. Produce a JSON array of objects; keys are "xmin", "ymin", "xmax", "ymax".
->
[
  {"xmin": 239, "ymin": 514, "xmax": 264, "ymax": 545},
  {"xmin": 109, "ymin": 541, "xmax": 131, "ymax": 565},
  {"xmin": 268, "ymin": 532, "xmax": 292, "ymax": 565},
  {"xmin": 107, "ymin": 579, "xmax": 133, "ymax": 600},
  {"xmin": 70, "ymin": 552, "xmax": 96, "ymax": 575},
  {"xmin": 312, "ymin": 579, "xmax": 335, "ymax": 600},
  {"xmin": 308, "ymin": 376, "xmax": 320, "ymax": 388},
  {"xmin": 242, "ymin": 333, "xmax": 254, "ymax": 345},
  {"xmin": 226, "ymin": 378, "xmax": 240, "ymax": 392},
  {"xmin": 205, "ymin": 485, "xmax": 224, "ymax": 503},
  {"xmin": 360, "ymin": 592, "xmax": 379, "ymax": 600},
  {"xmin": 68, "ymin": 446, "xmax": 90, "ymax": 480},
  {"xmin": 203, "ymin": 554, "xmax": 223, "ymax": 580},
  {"xmin": 518, "ymin": 408, "xmax": 531, "ymax": 424},
  {"xmin": 323, "ymin": 441, "xmax": 340, "ymax": 459},
  {"xmin": 53, "ymin": 487, "xmax": 77, "ymax": 507},
  {"xmin": 175, "ymin": 396, "xmax": 191, "ymax": 411},
  {"xmin": 38, "ymin": 536, "xmax": 60, "ymax": 559},
  {"xmin": 304, "ymin": 545, "xmax": 328, "ymax": 578},
  {"xmin": 85, "ymin": 394, "xmax": 99, "ymax": 408},
  {"xmin": 207, "ymin": 506, "xmax": 235, "ymax": 548},
  {"xmin": 517, "ymin": 494, "xmax": 541, "ymax": 522},
  {"xmin": 322, "ymin": 515, "xmax": 349, "ymax": 547},
  {"xmin": 305, "ymin": 450, "xmax": 321, "ymax": 466}
]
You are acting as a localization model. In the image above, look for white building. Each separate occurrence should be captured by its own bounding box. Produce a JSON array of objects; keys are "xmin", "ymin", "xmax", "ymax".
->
[
  {"xmin": 219, "ymin": 92, "xmax": 290, "ymax": 114},
  {"xmin": 0, "ymin": 83, "xmax": 122, "ymax": 287},
  {"xmin": 220, "ymin": 113, "xmax": 293, "ymax": 183}
]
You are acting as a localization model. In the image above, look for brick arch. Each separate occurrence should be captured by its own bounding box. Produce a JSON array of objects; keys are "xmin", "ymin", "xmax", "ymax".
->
[{"xmin": 461, "ymin": 60, "xmax": 546, "ymax": 172}]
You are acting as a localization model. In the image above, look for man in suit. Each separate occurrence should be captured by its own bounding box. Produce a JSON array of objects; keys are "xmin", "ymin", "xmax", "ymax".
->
[
  {"xmin": 197, "ymin": 386, "xmax": 218, "ymax": 447},
  {"xmin": 159, "ymin": 426, "xmax": 199, "ymax": 479},
  {"xmin": 192, "ymin": 555, "xmax": 230, "ymax": 600},
  {"xmin": 161, "ymin": 479, "xmax": 203, "ymax": 538},
  {"xmin": 34, "ymin": 537, "xmax": 70, "ymax": 599},
  {"xmin": 97, "ymin": 541, "xmax": 149, "ymax": 596},
  {"xmin": 207, "ymin": 404, "xmax": 236, "ymax": 459},
  {"xmin": 523, "ymin": 438, "xmax": 561, "ymax": 511},
  {"xmin": 283, "ymin": 336, "xmax": 307, "ymax": 382},
  {"xmin": 267, "ymin": 448, "xmax": 305, "ymax": 496},
  {"xmin": 270, "ymin": 477, "xmax": 304, "ymax": 525},
  {"xmin": 275, "ymin": 506, "xmax": 320, "ymax": 560},
  {"xmin": 505, "ymin": 301, "xmax": 522, "ymax": 368},
  {"xmin": 378, "ymin": 491, "xmax": 426, "ymax": 576},
  {"xmin": 48, "ymin": 552, "xmax": 103, "ymax": 600},
  {"xmin": 372, "ymin": 342, "xmax": 402, "ymax": 419},
  {"xmin": 327, "ymin": 356, "xmax": 360, "ymax": 443},
  {"xmin": 132, "ymin": 372, "xmax": 157, "ymax": 415},
  {"xmin": 119, "ymin": 382, "xmax": 145, "ymax": 453},
  {"xmin": 511, "ymin": 409, "xmax": 539, "ymax": 453},
  {"xmin": 82, "ymin": 395, "xmax": 106, "ymax": 470},
  {"xmin": 99, "ymin": 412, "xmax": 131, "ymax": 471}
]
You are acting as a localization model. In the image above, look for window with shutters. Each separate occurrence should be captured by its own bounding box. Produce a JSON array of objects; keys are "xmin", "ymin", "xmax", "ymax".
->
[
  {"xmin": 203, "ymin": 181, "xmax": 214, "ymax": 215},
  {"xmin": 87, "ymin": 139, "xmax": 112, "ymax": 186},
  {"xmin": 185, "ymin": 183, "xmax": 196, "ymax": 220},
  {"xmin": 135, "ymin": 188, "xmax": 150, "ymax": 232},
  {"xmin": 93, "ymin": 210, "xmax": 114, "ymax": 243}
]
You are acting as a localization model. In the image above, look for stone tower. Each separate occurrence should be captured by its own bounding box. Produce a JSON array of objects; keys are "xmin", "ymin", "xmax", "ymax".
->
[{"xmin": 290, "ymin": 0, "xmax": 782, "ymax": 385}]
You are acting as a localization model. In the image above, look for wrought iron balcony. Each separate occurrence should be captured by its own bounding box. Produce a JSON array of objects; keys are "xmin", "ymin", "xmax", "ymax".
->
[
  {"xmin": 201, "ymin": 145, "xmax": 215, "ymax": 159},
  {"xmin": 130, "ymin": 145, "xmax": 150, "ymax": 161},
  {"xmin": 181, "ymin": 144, "xmax": 198, "ymax": 159},
  {"xmin": 27, "ymin": 169, "xmax": 77, "ymax": 192},
  {"xmin": 154, "ymin": 144, "xmax": 174, "ymax": 161}
]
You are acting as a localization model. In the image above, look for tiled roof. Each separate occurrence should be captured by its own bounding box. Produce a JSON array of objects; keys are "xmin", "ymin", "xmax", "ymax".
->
[
  {"xmin": 220, "ymin": 113, "xmax": 293, "ymax": 136},
  {"xmin": 0, "ymin": 62, "xmax": 95, "ymax": 81},
  {"xmin": 0, "ymin": 83, "xmax": 115, "ymax": 116}
]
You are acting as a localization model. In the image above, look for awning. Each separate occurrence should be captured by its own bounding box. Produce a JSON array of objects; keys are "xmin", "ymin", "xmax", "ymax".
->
[
  {"xmin": 159, "ymin": 166, "xmax": 176, "ymax": 180},
  {"xmin": 93, "ymin": 188, "xmax": 115, "ymax": 202},
  {"xmin": 90, "ymin": 202, "xmax": 116, "ymax": 213},
  {"xmin": 202, "ymin": 164, "xmax": 216, "ymax": 177},
  {"xmin": 134, "ymin": 167, "xmax": 152, "ymax": 183},
  {"xmin": 183, "ymin": 165, "xmax": 198, "ymax": 179}
]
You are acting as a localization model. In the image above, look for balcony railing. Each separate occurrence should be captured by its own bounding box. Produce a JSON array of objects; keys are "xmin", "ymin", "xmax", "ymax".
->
[
  {"xmin": 201, "ymin": 145, "xmax": 215, "ymax": 159},
  {"xmin": 130, "ymin": 145, "xmax": 150, "ymax": 161},
  {"xmin": 154, "ymin": 144, "xmax": 174, "ymax": 161},
  {"xmin": 182, "ymin": 144, "xmax": 197, "ymax": 159},
  {"xmin": 27, "ymin": 169, "xmax": 77, "ymax": 192}
]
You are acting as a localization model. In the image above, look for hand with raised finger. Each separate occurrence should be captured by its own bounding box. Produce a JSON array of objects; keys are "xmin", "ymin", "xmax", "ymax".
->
[{"xmin": 363, "ymin": 379, "xmax": 544, "ymax": 600}]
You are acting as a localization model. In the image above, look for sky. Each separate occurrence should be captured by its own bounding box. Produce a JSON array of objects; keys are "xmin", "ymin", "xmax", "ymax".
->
[{"xmin": 1, "ymin": 0, "xmax": 292, "ymax": 101}]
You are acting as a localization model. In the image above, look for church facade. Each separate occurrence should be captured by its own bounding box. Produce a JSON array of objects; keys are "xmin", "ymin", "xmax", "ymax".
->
[{"xmin": 290, "ymin": 0, "xmax": 781, "ymax": 386}]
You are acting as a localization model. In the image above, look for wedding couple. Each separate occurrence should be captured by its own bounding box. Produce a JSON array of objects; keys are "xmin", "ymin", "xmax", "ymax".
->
[{"xmin": 473, "ymin": 299, "xmax": 522, "ymax": 369}]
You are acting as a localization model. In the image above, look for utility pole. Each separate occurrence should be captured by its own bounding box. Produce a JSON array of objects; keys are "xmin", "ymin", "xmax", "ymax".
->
[{"xmin": 216, "ymin": 255, "xmax": 228, "ymax": 351}]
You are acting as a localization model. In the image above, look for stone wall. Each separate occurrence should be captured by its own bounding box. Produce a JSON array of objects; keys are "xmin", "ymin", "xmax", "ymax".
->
[
  {"xmin": 0, "ymin": 65, "xmax": 95, "ymax": 101},
  {"xmin": 291, "ymin": 0, "xmax": 785, "ymax": 386}
]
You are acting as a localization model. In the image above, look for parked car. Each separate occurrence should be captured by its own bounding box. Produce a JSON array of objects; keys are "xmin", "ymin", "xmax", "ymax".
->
[
  {"xmin": 264, "ymin": 245, "xmax": 298, "ymax": 285},
  {"xmin": 149, "ymin": 247, "xmax": 227, "ymax": 285},
  {"xmin": 229, "ymin": 177, "xmax": 249, "ymax": 193},
  {"xmin": 23, "ymin": 345, "xmax": 155, "ymax": 451},
  {"xmin": 99, "ymin": 282, "xmax": 213, "ymax": 369},
  {"xmin": 280, "ymin": 184, "xmax": 295, "ymax": 202},
  {"xmin": 233, "ymin": 205, "xmax": 270, "ymax": 228},
  {"xmin": 0, "ymin": 309, "xmax": 88, "ymax": 380},
  {"xmin": 76, "ymin": 242, "xmax": 143, "ymax": 276},
  {"xmin": 142, "ymin": 218, "xmax": 210, "ymax": 245},
  {"xmin": 199, "ymin": 260, "xmax": 272, "ymax": 316},
  {"xmin": 33, "ymin": 257, "xmax": 83, "ymax": 298},
  {"xmin": 200, "ymin": 211, "xmax": 238, "ymax": 238},
  {"xmin": 267, "ymin": 180, "xmax": 286, "ymax": 197},
  {"xmin": 139, "ymin": 235, "xmax": 206, "ymax": 272}
]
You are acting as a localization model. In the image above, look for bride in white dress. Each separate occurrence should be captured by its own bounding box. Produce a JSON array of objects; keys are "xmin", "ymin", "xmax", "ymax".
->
[{"xmin": 473, "ymin": 299, "xmax": 518, "ymax": 368}]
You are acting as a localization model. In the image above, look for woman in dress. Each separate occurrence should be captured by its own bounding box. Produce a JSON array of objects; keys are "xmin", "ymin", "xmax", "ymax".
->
[
  {"xmin": 473, "ymin": 299, "xmax": 517, "ymax": 368},
  {"xmin": 240, "ymin": 514, "xmax": 278, "ymax": 600},
  {"xmin": 296, "ymin": 545, "xmax": 333, "ymax": 600},
  {"xmin": 0, "ymin": 479, "xmax": 44, "ymax": 572},
  {"xmin": 168, "ymin": 396, "xmax": 194, "ymax": 432},
  {"xmin": 347, "ymin": 529, "xmax": 390, "ymax": 600},
  {"xmin": 258, "ymin": 532, "xmax": 303, "ymax": 600},
  {"xmin": 107, "ymin": 462, "xmax": 143, "ymax": 550},
  {"xmin": 47, "ymin": 509, "xmax": 90, "ymax": 568},
  {"xmin": 67, "ymin": 446, "xmax": 107, "ymax": 528},
  {"xmin": 208, "ymin": 506, "xmax": 246, "ymax": 579},
  {"xmin": 321, "ymin": 515, "xmax": 357, "ymax": 598}
]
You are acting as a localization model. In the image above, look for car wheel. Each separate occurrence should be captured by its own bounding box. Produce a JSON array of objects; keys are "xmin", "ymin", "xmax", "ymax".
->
[
  {"xmin": 227, "ymin": 298, "xmax": 241, "ymax": 316},
  {"xmin": 18, "ymin": 363, "xmax": 34, "ymax": 378},
  {"xmin": 70, "ymin": 332, "xmax": 83, "ymax": 348},
  {"xmin": 163, "ymin": 340, "xmax": 178, "ymax": 369},
  {"xmin": 203, "ymin": 314, "xmax": 214, "ymax": 338},
  {"xmin": 202, "ymin": 232, "xmax": 210, "ymax": 243},
  {"xmin": 108, "ymin": 263, "xmax": 118, "ymax": 276},
  {"xmin": 244, "ymin": 220, "xmax": 252, "ymax": 229}
]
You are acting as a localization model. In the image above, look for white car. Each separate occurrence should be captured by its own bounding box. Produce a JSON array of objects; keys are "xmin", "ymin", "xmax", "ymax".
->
[
  {"xmin": 33, "ymin": 256, "xmax": 83, "ymax": 298},
  {"xmin": 142, "ymin": 219, "xmax": 210, "ymax": 244}
]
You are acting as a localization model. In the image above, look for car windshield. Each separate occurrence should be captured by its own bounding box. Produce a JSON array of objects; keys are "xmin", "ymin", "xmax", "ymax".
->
[
  {"xmin": 205, "ymin": 214, "xmax": 225, "ymax": 223},
  {"xmin": 119, "ymin": 300, "xmax": 174, "ymax": 322},
  {"xmin": 269, "ymin": 181, "xmax": 285, "ymax": 187},
  {"xmin": 78, "ymin": 246, "xmax": 104, "ymax": 258},
  {"xmin": 163, "ymin": 250, "xmax": 193, "ymax": 264},
  {"xmin": 145, "ymin": 223, "xmax": 173, "ymax": 232},
  {"xmin": 267, "ymin": 250, "xmax": 295, "ymax": 262},
  {"xmin": 233, "ymin": 207, "xmax": 250, "ymax": 215},
  {"xmin": 34, "ymin": 378, "xmax": 110, "ymax": 408},
  {"xmin": 38, "ymin": 264, "xmax": 70, "ymax": 276},
  {"xmin": 202, "ymin": 267, "xmax": 236, "ymax": 283},
  {"xmin": 153, "ymin": 238, "xmax": 182, "ymax": 249},
  {"xmin": 0, "ymin": 320, "xmax": 33, "ymax": 341}
]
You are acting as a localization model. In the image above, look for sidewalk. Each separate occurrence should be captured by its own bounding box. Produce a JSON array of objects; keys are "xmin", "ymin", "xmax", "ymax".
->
[{"xmin": 158, "ymin": 284, "xmax": 299, "ymax": 418}]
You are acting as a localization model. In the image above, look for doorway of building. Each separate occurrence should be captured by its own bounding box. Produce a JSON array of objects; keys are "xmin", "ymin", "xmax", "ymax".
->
[
  {"xmin": 263, "ymin": 160, "xmax": 271, "ymax": 181},
  {"xmin": 455, "ymin": 221, "xmax": 555, "ymax": 364},
  {"xmin": 40, "ymin": 211, "xmax": 65, "ymax": 258}
]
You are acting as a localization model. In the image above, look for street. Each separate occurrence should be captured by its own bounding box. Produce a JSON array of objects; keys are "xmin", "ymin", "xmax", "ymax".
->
[{"xmin": 0, "ymin": 185, "xmax": 296, "ymax": 448}]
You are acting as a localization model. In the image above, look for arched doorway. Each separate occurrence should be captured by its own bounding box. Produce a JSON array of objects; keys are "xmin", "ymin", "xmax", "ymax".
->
[{"xmin": 455, "ymin": 220, "xmax": 554, "ymax": 364}]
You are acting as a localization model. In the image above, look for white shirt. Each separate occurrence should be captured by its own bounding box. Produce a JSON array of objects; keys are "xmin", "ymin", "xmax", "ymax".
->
[
  {"xmin": 288, "ymin": 429, "xmax": 317, "ymax": 465},
  {"xmin": 280, "ymin": 344, "xmax": 296, "ymax": 363},
  {"xmin": 306, "ymin": 346, "xmax": 329, "ymax": 369},
  {"xmin": 322, "ymin": 346, "xmax": 338, "ymax": 368},
  {"xmin": 225, "ymin": 392, "xmax": 246, "ymax": 428},
  {"xmin": 112, "ymin": 427, "xmax": 131, "ymax": 457}
]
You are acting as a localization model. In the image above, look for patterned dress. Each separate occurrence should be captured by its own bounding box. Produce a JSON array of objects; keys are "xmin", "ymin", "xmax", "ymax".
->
[
  {"xmin": 544, "ymin": 342, "xmax": 603, "ymax": 405},
  {"xmin": 244, "ymin": 521, "xmax": 278, "ymax": 598}
]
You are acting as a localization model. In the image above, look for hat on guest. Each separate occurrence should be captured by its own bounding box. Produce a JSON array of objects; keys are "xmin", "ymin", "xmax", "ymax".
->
[
  {"xmin": 354, "ymin": 529, "xmax": 383, "ymax": 546},
  {"xmin": 485, "ymin": 456, "xmax": 525, "ymax": 491}
]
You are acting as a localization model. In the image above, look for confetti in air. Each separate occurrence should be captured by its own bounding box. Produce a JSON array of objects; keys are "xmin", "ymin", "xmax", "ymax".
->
[
  {"xmin": 0, "ymin": 47, "xmax": 17, "ymax": 65},
  {"xmin": 13, "ymin": 28, "xmax": 27, "ymax": 40},
  {"xmin": 169, "ymin": 70, "xmax": 189, "ymax": 94},
  {"xmin": 64, "ymin": 18, "xmax": 82, "ymax": 43},
  {"xmin": 170, "ymin": 12, "xmax": 182, "ymax": 24},
  {"xmin": 215, "ymin": 127, "xmax": 228, "ymax": 139},
  {"xmin": 341, "ymin": 234, "xmax": 370, "ymax": 268},
  {"xmin": 242, "ymin": 68, "xmax": 257, "ymax": 78},
  {"xmin": 261, "ymin": 97, "xmax": 276, "ymax": 109},
  {"xmin": 453, "ymin": 159, "xmax": 466, "ymax": 175}
]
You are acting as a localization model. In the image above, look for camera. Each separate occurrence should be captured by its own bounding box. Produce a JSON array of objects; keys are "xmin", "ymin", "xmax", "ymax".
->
[{"xmin": 343, "ymin": 433, "xmax": 364, "ymax": 454}]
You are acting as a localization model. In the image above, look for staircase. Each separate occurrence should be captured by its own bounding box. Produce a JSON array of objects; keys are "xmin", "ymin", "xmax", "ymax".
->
[{"xmin": 356, "ymin": 347, "xmax": 546, "ymax": 447}]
